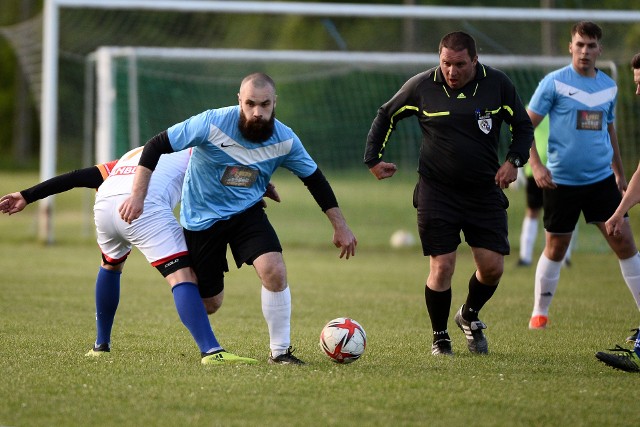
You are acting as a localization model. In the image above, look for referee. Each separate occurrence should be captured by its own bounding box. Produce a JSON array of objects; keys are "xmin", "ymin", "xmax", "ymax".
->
[{"xmin": 364, "ymin": 31, "xmax": 533, "ymax": 356}]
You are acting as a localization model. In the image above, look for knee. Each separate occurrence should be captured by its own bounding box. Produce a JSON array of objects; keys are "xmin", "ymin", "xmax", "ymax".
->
[
  {"xmin": 204, "ymin": 302, "xmax": 220, "ymax": 315},
  {"xmin": 430, "ymin": 262, "xmax": 455, "ymax": 282},
  {"xmin": 202, "ymin": 294, "xmax": 223, "ymax": 315},
  {"xmin": 480, "ymin": 269, "xmax": 503, "ymax": 285},
  {"xmin": 257, "ymin": 263, "xmax": 287, "ymax": 291},
  {"xmin": 477, "ymin": 264, "xmax": 504, "ymax": 285}
]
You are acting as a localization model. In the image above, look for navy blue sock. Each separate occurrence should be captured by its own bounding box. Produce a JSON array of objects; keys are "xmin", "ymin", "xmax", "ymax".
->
[
  {"xmin": 172, "ymin": 282, "xmax": 221, "ymax": 354},
  {"xmin": 94, "ymin": 267, "xmax": 121, "ymax": 346}
]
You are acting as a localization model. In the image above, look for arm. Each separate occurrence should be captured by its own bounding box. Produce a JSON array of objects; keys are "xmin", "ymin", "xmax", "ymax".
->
[
  {"xmin": 504, "ymin": 82, "xmax": 534, "ymax": 166},
  {"xmin": 527, "ymin": 110, "xmax": 556, "ymax": 189},
  {"xmin": 606, "ymin": 161, "xmax": 640, "ymax": 236},
  {"xmin": 607, "ymin": 122, "xmax": 627, "ymax": 194},
  {"xmin": 364, "ymin": 76, "xmax": 421, "ymax": 180},
  {"xmin": 0, "ymin": 166, "xmax": 105, "ymax": 215},
  {"xmin": 118, "ymin": 131, "xmax": 174, "ymax": 223},
  {"xmin": 300, "ymin": 168, "xmax": 357, "ymax": 259},
  {"xmin": 325, "ymin": 207, "xmax": 357, "ymax": 259},
  {"xmin": 364, "ymin": 107, "xmax": 399, "ymax": 181},
  {"xmin": 496, "ymin": 79, "xmax": 534, "ymax": 189}
]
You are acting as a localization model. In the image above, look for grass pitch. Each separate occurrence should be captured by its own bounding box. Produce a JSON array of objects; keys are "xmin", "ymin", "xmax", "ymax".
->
[{"xmin": 0, "ymin": 170, "xmax": 638, "ymax": 426}]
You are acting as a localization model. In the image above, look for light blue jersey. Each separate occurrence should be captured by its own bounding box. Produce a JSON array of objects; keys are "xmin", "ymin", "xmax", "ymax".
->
[
  {"xmin": 528, "ymin": 64, "xmax": 617, "ymax": 185},
  {"xmin": 167, "ymin": 106, "xmax": 318, "ymax": 230}
]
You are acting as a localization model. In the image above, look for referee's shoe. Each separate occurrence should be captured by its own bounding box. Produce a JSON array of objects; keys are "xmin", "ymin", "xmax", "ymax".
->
[{"xmin": 454, "ymin": 305, "xmax": 488, "ymax": 354}]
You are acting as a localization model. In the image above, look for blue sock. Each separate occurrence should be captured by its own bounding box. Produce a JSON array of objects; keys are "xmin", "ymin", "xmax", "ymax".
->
[
  {"xmin": 94, "ymin": 267, "xmax": 121, "ymax": 346},
  {"xmin": 172, "ymin": 282, "xmax": 221, "ymax": 354}
]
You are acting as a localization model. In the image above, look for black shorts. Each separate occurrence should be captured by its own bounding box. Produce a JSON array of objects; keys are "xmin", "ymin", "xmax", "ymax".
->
[
  {"xmin": 183, "ymin": 203, "xmax": 282, "ymax": 299},
  {"xmin": 154, "ymin": 254, "xmax": 192, "ymax": 278},
  {"xmin": 543, "ymin": 174, "xmax": 624, "ymax": 233},
  {"xmin": 413, "ymin": 175, "xmax": 510, "ymax": 256},
  {"xmin": 525, "ymin": 176, "xmax": 543, "ymax": 210}
]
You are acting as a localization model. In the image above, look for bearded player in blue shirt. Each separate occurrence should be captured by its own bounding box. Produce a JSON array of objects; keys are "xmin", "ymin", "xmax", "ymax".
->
[
  {"xmin": 527, "ymin": 21, "xmax": 640, "ymax": 335},
  {"xmin": 119, "ymin": 73, "xmax": 358, "ymax": 365}
]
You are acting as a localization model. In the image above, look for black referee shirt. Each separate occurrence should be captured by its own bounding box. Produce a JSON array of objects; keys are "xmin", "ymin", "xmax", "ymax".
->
[{"xmin": 364, "ymin": 62, "xmax": 533, "ymax": 191}]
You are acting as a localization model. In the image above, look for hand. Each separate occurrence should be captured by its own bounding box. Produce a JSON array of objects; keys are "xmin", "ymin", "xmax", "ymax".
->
[
  {"xmin": 615, "ymin": 175, "xmax": 628, "ymax": 195},
  {"xmin": 333, "ymin": 225, "xmax": 358, "ymax": 260},
  {"xmin": 532, "ymin": 164, "xmax": 556, "ymax": 190},
  {"xmin": 0, "ymin": 192, "xmax": 27, "ymax": 215},
  {"xmin": 494, "ymin": 162, "xmax": 518, "ymax": 189},
  {"xmin": 369, "ymin": 161, "xmax": 398, "ymax": 180},
  {"xmin": 118, "ymin": 195, "xmax": 145, "ymax": 224},
  {"xmin": 605, "ymin": 214, "xmax": 624, "ymax": 236},
  {"xmin": 325, "ymin": 207, "xmax": 357, "ymax": 259},
  {"xmin": 264, "ymin": 182, "xmax": 281, "ymax": 203}
]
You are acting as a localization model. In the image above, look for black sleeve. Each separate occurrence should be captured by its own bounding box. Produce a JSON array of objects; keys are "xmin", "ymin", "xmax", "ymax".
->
[
  {"xmin": 20, "ymin": 166, "xmax": 104, "ymax": 204},
  {"xmin": 139, "ymin": 131, "xmax": 174, "ymax": 170},
  {"xmin": 363, "ymin": 72, "xmax": 424, "ymax": 168},
  {"xmin": 501, "ymin": 72, "xmax": 534, "ymax": 165},
  {"xmin": 299, "ymin": 167, "xmax": 339, "ymax": 212}
]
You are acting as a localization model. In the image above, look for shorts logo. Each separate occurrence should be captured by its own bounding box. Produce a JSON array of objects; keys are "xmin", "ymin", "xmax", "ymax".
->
[
  {"xmin": 475, "ymin": 109, "xmax": 492, "ymax": 134},
  {"xmin": 164, "ymin": 258, "xmax": 178, "ymax": 268}
]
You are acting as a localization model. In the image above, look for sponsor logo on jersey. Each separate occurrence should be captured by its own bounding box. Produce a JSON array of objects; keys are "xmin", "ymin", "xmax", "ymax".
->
[
  {"xmin": 576, "ymin": 110, "xmax": 603, "ymax": 131},
  {"xmin": 110, "ymin": 165, "xmax": 137, "ymax": 176},
  {"xmin": 220, "ymin": 165, "xmax": 259, "ymax": 187}
]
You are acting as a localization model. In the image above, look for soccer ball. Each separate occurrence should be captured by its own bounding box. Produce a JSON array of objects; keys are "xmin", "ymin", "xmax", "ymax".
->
[
  {"xmin": 390, "ymin": 229, "xmax": 416, "ymax": 248},
  {"xmin": 319, "ymin": 317, "xmax": 367, "ymax": 364}
]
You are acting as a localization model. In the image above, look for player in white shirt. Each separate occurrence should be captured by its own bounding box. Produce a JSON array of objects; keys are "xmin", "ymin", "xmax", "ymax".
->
[{"xmin": 0, "ymin": 146, "xmax": 278, "ymax": 364}]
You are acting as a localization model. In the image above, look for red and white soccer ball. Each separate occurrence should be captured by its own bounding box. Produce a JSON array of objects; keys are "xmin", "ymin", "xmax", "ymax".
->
[{"xmin": 319, "ymin": 317, "xmax": 367, "ymax": 364}]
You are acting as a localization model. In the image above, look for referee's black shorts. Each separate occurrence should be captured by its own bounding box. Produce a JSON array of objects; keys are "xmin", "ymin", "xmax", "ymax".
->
[
  {"xmin": 183, "ymin": 203, "xmax": 283, "ymax": 298},
  {"xmin": 413, "ymin": 175, "xmax": 510, "ymax": 256},
  {"xmin": 543, "ymin": 174, "xmax": 624, "ymax": 234}
]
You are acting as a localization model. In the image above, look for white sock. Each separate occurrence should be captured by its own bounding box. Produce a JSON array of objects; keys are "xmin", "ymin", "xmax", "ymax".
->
[
  {"xmin": 261, "ymin": 286, "xmax": 291, "ymax": 357},
  {"xmin": 532, "ymin": 254, "xmax": 563, "ymax": 317},
  {"xmin": 519, "ymin": 216, "xmax": 538, "ymax": 263},
  {"xmin": 619, "ymin": 252, "xmax": 640, "ymax": 310}
]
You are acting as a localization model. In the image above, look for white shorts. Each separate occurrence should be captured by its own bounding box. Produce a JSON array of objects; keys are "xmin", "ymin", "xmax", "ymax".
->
[{"xmin": 94, "ymin": 194, "xmax": 187, "ymax": 266}]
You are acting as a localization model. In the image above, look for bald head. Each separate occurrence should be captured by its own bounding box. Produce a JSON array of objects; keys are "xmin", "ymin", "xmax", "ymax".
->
[{"xmin": 240, "ymin": 72, "xmax": 276, "ymax": 93}]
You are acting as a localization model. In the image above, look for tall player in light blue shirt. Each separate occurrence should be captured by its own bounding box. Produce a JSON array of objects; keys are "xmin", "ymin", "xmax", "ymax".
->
[
  {"xmin": 529, "ymin": 64, "xmax": 617, "ymax": 185},
  {"xmin": 120, "ymin": 73, "xmax": 358, "ymax": 365},
  {"xmin": 526, "ymin": 21, "xmax": 640, "ymax": 334}
]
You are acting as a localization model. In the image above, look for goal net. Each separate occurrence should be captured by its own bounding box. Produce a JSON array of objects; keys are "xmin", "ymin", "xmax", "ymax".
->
[{"xmin": 90, "ymin": 47, "xmax": 616, "ymax": 172}]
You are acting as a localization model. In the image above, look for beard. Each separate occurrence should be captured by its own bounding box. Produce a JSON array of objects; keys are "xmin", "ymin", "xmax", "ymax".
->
[{"xmin": 238, "ymin": 111, "xmax": 275, "ymax": 143}]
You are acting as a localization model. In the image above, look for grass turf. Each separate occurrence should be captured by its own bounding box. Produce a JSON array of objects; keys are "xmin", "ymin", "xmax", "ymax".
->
[{"xmin": 0, "ymin": 170, "xmax": 638, "ymax": 426}]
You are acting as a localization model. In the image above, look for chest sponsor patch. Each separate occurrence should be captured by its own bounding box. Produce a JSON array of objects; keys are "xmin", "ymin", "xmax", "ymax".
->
[
  {"xmin": 576, "ymin": 110, "xmax": 603, "ymax": 131},
  {"xmin": 220, "ymin": 165, "xmax": 259, "ymax": 187}
]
